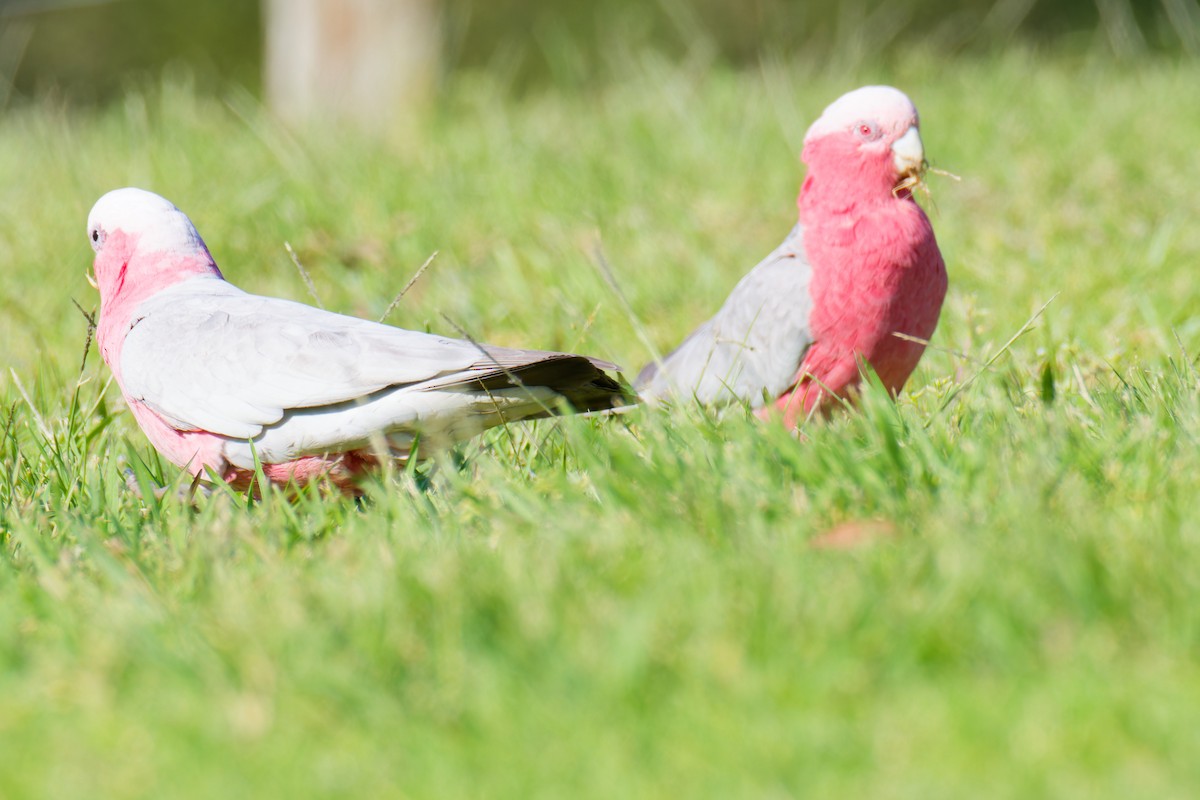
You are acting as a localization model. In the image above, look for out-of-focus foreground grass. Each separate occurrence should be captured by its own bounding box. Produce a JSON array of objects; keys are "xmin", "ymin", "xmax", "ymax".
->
[{"xmin": 3, "ymin": 50, "xmax": 1200, "ymax": 797}]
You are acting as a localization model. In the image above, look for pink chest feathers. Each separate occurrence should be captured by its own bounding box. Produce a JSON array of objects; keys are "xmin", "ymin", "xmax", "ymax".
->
[{"xmin": 774, "ymin": 197, "xmax": 946, "ymax": 423}]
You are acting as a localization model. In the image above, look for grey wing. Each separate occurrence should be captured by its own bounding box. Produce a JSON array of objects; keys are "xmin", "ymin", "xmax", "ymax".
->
[
  {"xmin": 635, "ymin": 225, "xmax": 813, "ymax": 408},
  {"xmin": 120, "ymin": 279, "xmax": 501, "ymax": 439}
]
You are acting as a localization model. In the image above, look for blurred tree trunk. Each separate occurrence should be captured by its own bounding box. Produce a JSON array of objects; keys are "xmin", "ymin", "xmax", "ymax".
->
[{"xmin": 263, "ymin": 0, "xmax": 440, "ymax": 127}]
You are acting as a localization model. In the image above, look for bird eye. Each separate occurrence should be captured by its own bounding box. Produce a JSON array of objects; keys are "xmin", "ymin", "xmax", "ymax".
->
[
  {"xmin": 91, "ymin": 230, "xmax": 99, "ymax": 243},
  {"xmin": 855, "ymin": 121, "xmax": 881, "ymax": 141},
  {"xmin": 89, "ymin": 227, "xmax": 106, "ymax": 251}
]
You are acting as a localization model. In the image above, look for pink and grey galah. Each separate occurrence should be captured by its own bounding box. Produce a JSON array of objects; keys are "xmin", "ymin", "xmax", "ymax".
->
[
  {"xmin": 635, "ymin": 85, "xmax": 947, "ymax": 426},
  {"xmin": 88, "ymin": 188, "xmax": 629, "ymax": 494}
]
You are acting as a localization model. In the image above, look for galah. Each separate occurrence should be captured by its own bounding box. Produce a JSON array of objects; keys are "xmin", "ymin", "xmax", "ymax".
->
[
  {"xmin": 635, "ymin": 85, "xmax": 947, "ymax": 426},
  {"xmin": 88, "ymin": 188, "xmax": 628, "ymax": 494}
]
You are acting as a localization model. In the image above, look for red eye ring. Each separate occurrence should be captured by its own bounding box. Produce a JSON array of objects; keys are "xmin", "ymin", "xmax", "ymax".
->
[{"xmin": 854, "ymin": 120, "xmax": 881, "ymax": 141}]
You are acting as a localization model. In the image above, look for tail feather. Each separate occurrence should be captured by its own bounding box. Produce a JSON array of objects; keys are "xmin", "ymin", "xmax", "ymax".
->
[{"xmin": 471, "ymin": 354, "xmax": 632, "ymax": 415}]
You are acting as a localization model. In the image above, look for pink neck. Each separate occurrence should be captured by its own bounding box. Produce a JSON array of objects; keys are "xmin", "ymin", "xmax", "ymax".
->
[
  {"xmin": 798, "ymin": 138, "xmax": 900, "ymax": 219},
  {"xmin": 94, "ymin": 235, "xmax": 221, "ymax": 374}
]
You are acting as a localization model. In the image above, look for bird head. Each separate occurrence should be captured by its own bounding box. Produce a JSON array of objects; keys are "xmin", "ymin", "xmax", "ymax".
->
[
  {"xmin": 800, "ymin": 86, "xmax": 926, "ymax": 203},
  {"xmin": 86, "ymin": 188, "xmax": 221, "ymax": 302}
]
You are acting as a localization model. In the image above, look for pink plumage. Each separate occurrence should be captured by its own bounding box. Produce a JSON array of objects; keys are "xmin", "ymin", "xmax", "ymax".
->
[{"xmin": 636, "ymin": 85, "xmax": 947, "ymax": 427}]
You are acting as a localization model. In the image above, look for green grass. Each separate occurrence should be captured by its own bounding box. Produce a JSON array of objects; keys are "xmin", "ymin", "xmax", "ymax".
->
[{"xmin": 4, "ymin": 50, "xmax": 1200, "ymax": 797}]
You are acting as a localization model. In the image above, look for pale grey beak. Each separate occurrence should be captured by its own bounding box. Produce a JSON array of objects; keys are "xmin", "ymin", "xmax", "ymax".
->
[{"xmin": 891, "ymin": 126, "xmax": 925, "ymax": 175}]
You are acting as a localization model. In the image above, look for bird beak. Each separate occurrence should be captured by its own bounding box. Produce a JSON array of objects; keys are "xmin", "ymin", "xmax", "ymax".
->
[
  {"xmin": 85, "ymin": 270, "xmax": 98, "ymax": 289},
  {"xmin": 891, "ymin": 126, "xmax": 926, "ymax": 178}
]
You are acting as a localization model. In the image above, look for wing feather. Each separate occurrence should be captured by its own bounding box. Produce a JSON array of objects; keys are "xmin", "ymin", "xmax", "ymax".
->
[
  {"xmin": 635, "ymin": 224, "xmax": 814, "ymax": 407},
  {"xmin": 120, "ymin": 279, "xmax": 484, "ymax": 439}
]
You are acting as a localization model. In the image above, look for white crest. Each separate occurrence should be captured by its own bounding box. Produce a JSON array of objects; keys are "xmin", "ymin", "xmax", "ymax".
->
[
  {"xmin": 87, "ymin": 187, "xmax": 209, "ymax": 256},
  {"xmin": 804, "ymin": 85, "xmax": 919, "ymax": 143}
]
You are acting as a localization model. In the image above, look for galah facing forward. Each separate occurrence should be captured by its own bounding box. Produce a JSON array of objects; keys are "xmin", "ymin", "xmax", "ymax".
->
[
  {"xmin": 635, "ymin": 86, "xmax": 947, "ymax": 426},
  {"xmin": 88, "ymin": 188, "xmax": 629, "ymax": 494}
]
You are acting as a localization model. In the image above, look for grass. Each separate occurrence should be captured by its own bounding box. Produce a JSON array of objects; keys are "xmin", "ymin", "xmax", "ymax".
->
[{"xmin": 3, "ymin": 48, "xmax": 1200, "ymax": 797}]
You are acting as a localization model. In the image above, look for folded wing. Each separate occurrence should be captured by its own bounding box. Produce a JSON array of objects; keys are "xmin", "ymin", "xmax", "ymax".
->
[
  {"xmin": 635, "ymin": 225, "xmax": 814, "ymax": 408},
  {"xmin": 120, "ymin": 278, "xmax": 626, "ymax": 445}
]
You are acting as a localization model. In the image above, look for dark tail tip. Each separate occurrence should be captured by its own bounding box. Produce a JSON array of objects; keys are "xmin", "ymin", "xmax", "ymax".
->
[{"xmin": 476, "ymin": 354, "xmax": 636, "ymax": 414}]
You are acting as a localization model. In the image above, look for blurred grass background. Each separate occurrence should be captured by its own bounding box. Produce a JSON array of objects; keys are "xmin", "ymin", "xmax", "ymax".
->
[
  {"xmin": 4, "ymin": 1, "xmax": 1200, "ymax": 798},
  {"xmin": 3, "ymin": 0, "xmax": 1200, "ymax": 103}
]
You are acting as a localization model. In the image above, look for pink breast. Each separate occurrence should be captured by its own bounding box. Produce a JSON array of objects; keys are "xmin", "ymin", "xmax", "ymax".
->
[{"xmin": 768, "ymin": 198, "xmax": 946, "ymax": 426}]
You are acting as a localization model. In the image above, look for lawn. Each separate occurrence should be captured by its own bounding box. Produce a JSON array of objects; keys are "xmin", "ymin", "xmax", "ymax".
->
[{"xmin": 3, "ymin": 49, "xmax": 1200, "ymax": 797}]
